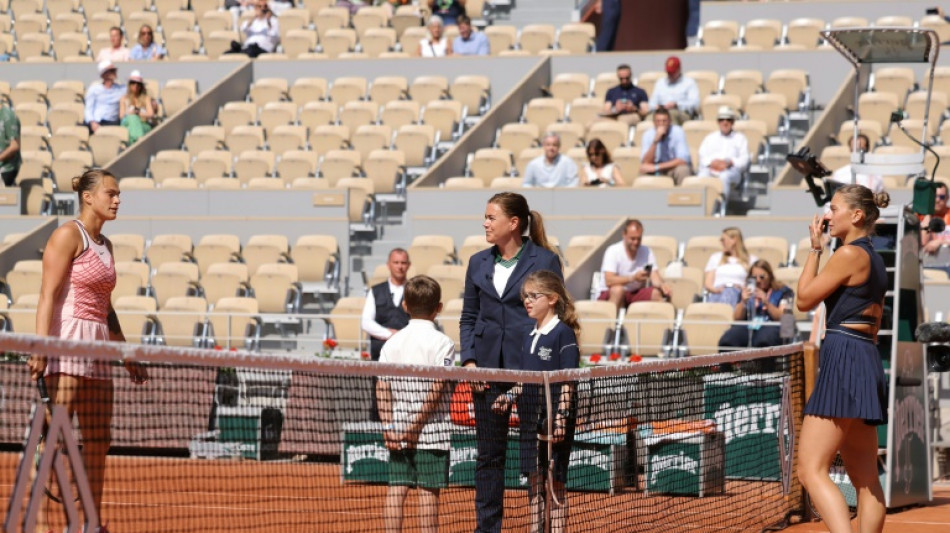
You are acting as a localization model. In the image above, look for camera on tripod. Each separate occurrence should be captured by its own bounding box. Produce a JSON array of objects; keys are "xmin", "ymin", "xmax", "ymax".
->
[{"xmin": 914, "ymin": 322, "xmax": 950, "ymax": 372}]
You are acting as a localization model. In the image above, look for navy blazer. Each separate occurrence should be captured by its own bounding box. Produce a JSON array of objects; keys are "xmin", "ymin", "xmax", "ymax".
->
[{"xmin": 460, "ymin": 239, "xmax": 563, "ymax": 369}]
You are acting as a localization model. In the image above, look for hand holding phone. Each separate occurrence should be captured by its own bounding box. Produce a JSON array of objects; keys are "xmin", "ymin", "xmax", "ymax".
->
[{"xmin": 927, "ymin": 7, "xmax": 940, "ymax": 16}]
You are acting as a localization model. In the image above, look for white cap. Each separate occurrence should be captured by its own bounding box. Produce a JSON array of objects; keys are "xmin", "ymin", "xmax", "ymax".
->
[
  {"xmin": 98, "ymin": 59, "xmax": 116, "ymax": 76},
  {"xmin": 716, "ymin": 105, "xmax": 737, "ymax": 120}
]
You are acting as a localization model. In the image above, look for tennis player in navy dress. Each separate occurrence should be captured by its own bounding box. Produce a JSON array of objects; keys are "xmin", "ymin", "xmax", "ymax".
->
[
  {"xmin": 796, "ymin": 184, "xmax": 890, "ymax": 533},
  {"xmin": 491, "ymin": 270, "xmax": 579, "ymax": 533}
]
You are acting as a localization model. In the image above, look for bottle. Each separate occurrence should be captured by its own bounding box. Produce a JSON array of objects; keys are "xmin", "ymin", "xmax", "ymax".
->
[{"xmin": 779, "ymin": 297, "xmax": 796, "ymax": 341}]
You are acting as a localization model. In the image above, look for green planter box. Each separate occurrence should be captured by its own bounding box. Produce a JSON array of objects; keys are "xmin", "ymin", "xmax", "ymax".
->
[
  {"xmin": 703, "ymin": 372, "xmax": 784, "ymax": 480},
  {"xmin": 341, "ymin": 422, "xmax": 390, "ymax": 484},
  {"xmin": 645, "ymin": 431, "xmax": 725, "ymax": 497},
  {"xmin": 448, "ymin": 429, "xmax": 527, "ymax": 489},
  {"xmin": 216, "ymin": 406, "xmax": 283, "ymax": 460}
]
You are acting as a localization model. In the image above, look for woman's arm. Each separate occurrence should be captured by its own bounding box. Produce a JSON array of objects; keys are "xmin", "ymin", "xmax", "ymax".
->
[
  {"xmin": 704, "ymin": 269, "xmax": 719, "ymax": 293},
  {"xmin": 118, "ymin": 95, "xmax": 129, "ymax": 119},
  {"xmin": 140, "ymin": 97, "xmax": 157, "ymax": 120},
  {"xmin": 29, "ymin": 226, "xmax": 80, "ymax": 379},
  {"xmin": 797, "ymin": 216, "xmax": 865, "ymax": 311},
  {"xmin": 611, "ymin": 165, "xmax": 625, "ymax": 186}
]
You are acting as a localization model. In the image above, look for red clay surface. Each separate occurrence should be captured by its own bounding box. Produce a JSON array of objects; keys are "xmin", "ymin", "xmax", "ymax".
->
[{"xmin": 2, "ymin": 451, "xmax": 947, "ymax": 533}]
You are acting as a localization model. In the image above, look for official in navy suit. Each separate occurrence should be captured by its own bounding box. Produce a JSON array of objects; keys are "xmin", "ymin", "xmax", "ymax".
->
[{"xmin": 460, "ymin": 192, "xmax": 563, "ymax": 533}]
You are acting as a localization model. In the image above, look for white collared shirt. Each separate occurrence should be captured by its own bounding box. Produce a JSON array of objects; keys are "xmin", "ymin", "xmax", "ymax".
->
[{"xmin": 529, "ymin": 316, "xmax": 561, "ymax": 354}]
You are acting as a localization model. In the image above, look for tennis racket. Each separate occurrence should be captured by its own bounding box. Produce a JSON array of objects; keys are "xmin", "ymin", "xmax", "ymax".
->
[{"xmin": 33, "ymin": 376, "xmax": 80, "ymax": 506}]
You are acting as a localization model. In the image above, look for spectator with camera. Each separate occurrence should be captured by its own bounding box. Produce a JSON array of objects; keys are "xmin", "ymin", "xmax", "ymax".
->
[
  {"xmin": 600, "ymin": 64, "xmax": 649, "ymax": 127},
  {"xmin": 228, "ymin": 0, "xmax": 280, "ymax": 58},
  {"xmin": 718, "ymin": 259, "xmax": 794, "ymax": 349}
]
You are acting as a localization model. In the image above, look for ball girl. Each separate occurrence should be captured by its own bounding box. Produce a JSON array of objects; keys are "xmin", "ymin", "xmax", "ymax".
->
[{"xmin": 492, "ymin": 270, "xmax": 580, "ymax": 532}]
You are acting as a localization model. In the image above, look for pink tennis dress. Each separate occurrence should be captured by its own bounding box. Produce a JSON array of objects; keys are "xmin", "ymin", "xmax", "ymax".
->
[{"xmin": 45, "ymin": 221, "xmax": 116, "ymax": 380}]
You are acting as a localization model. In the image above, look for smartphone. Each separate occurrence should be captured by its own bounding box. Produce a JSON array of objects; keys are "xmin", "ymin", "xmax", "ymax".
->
[
  {"xmin": 927, "ymin": 7, "xmax": 940, "ymax": 15},
  {"xmin": 821, "ymin": 220, "xmax": 829, "ymax": 232},
  {"xmin": 644, "ymin": 264, "xmax": 653, "ymax": 274}
]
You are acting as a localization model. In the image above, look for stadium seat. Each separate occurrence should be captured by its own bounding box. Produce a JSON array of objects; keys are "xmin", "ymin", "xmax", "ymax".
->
[
  {"xmin": 557, "ymin": 22, "xmax": 595, "ymax": 54},
  {"xmin": 393, "ymin": 124, "xmax": 436, "ymax": 171},
  {"xmin": 563, "ymin": 235, "xmax": 604, "ymax": 267},
  {"xmin": 51, "ymin": 150, "xmax": 93, "ymax": 192},
  {"xmin": 587, "ymin": 120, "xmax": 630, "ymax": 151},
  {"xmin": 744, "ymin": 93, "xmax": 788, "ymax": 135},
  {"xmin": 291, "ymin": 234, "xmax": 339, "ymax": 284},
  {"xmin": 682, "ymin": 302, "xmax": 733, "ymax": 355},
  {"xmin": 519, "ymin": 24, "xmax": 556, "ymax": 54},
  {"xmin": 765, "ymin": 69, "xmax": 809, "ymax": 111},
  {"xmin": 745, "ymin": 236, "xmax": 789, "ymax": 268},
  {"xmin": 328, "ymin": 296, "xmax": 365, "ymax": 349},
  {"xmin": 611, "ymin": 146, "xmax": 641, "ymax": 183},
  {"xmin": 162, "ymin": 79, "xmax": 198, "ymax": 116},
  {"xmin": 835, "ymin": 119, "xmax": 883, "ymax": 149},
  {"xmin": 631, "ymin": 176, "xmax": 675, "ymax": 189},
  {"xmin": 742, "ymin": 19, "xmax": 782, "ymax": 49},
  {"xmin": 722, "ymin": 70, "xmax": 764, "ymax": 110},
  {"xmin": 683, "ymin": 235, "xmax": 721, "ymax": 269},
  {"xmin": 681, "ymin": 175, "xmax": 725, "ymax": 215},
  {"xmin": 156, "ymin": 296, "xmax": 208, "ymax": 347},
  {"xmin": 207, "ymin": 297, "xmax": 261, "ymax": 350},
  {"xmin": 151, "ymin": 262, "xmax": 202, "ymax": 309},
  {"xmin": 257, "ymin": 101, "xmax": 296, "ymax": 137},
  {"xmin": 700, "ymin": 20, "xmax": 740, "ymax": 50},
  {"xmin": 905, "ymin": 90, "xmax": 947, "ymax": 135},
  {"xmin": 685, "ymin": 70, "xmax": 720, "ymax": 98},
  {"xmin": 469, "ymin": 148, "xmax": 513, "ymax": 185},
  {"xmin": 363, "ymin": 149, "xmax": 405, "ymax": 194},
  {"xmin": 873, "ymin": 67, "xmax": 916, "ymax": 99},
  {"xmin": 234, "ymin": 150, "xmax": 276, "ymax": 183},
  {"xmin": 113, "ymin": 296, "xmax": 159, "ymax": 345},
  {"xmin": 408, "ymin": 75, "xmax": 449, "ymax": 105},
  {"xmin": 191, "ymin": 150, "xmax": 233, "ymax": 184},
  {"xmin": 485, "ymin": 25, "xmax": 517, "ymax": 55},
  {"xmin": 623, "ymin": 301, "xmax": 676, "ymax": 357},
  {"xmin": 277, "ymin": 150, "xmax": 319, "ymax": 180},
  {"xmin": 786, "ymin": 18, "xmax": 825, "ymax": 49},
  {"xmin": 379, "ymin": 100, "xmax": 420, "ymax": 130},
  {"xmin": 547, "ymin": 122, "xmax": 585, "ymax": 152},
  {"xmin": 242, "ymin": 235, "xmax": 290, "ymax": 277},
  {"xmin": 683, "ymin": 120, "xmax": 718, "ymax": 168},
  {"xmin": 523, "ymin": 97, "xmax": 565, "ymax": 132},
  {"xmin": 575, "ymin": 300, "xmax": 618, "ymax": 355},
  {"xmin": 427, "ymin": 264, "xmax": 466, "ymax": 301},
  {"xmin": 423, "ymin": 99, "xmax": 465, "ymax": 142}
]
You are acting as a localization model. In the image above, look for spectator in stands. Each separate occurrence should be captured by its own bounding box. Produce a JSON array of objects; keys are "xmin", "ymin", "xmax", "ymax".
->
[
  {"xmin": 640, "ymin": 108, "xmax": 692, "ymax": 184},
  {"xmin": 129, "ymin": 24, "xmax": 166, "ymax": 61},
  {"xmin": 119, "ymin": 70, "xmax": 159, "ymax": 144},
  {"xmin": 376, "ymin": 275, "xmax": 454, "ymax": 533},
  {"xmin": 228, "ymin": 0, "xmax": 280, "ymax": 58},
  {"xmin": 718, "ymin": 259, "xmax": 794, "ymax": 349},
  {"xmin": 598, "ymin": 219, "xmax": 672, "ymax": 311},
  {"xmin": 452, "ymin": 14, "xmax": 489, "ymax": 56},
  {"xmin": 705, "ymin": 227, "xmax": 757, "ymax": 307},
  {"xmin": 649, "ymin": 56, "xmax": 699, "ymax": 125},
  {"xmin": 380, "ymin": 0, "xmax": 412, "ymax": 17},
  {"xmin": 84, "ymin": 61, "xmax": 125, "ymax": 133},
  {"xmin": 419, "ymin": 15, "xmax": 452, "ymax": 57},
  {"xmin": 523, "ymin": 133, "xmax": 579, "ymax": 188},
  {"xmin": 583, "ymin": 138, "xmax": 625, "ymax": 187},
  {"xmin": 269, "ymin": 0, "xmax": 294, "ymax": 15},
  {"xmin": 828, "ymin": 134, "xmax": 884, "ymax": 193},
  {"xmin": 362, "ymin": 248, "xmax": 412, "ymax": 362},
  {"xmin": 96, "ymin": 26, "xmax": 131, "ymax": 63},
  {"xmin": 600, "ymin": 64, "xmax": 649, "ymax": 127},
  {"xmin": 594, "ymin": 0, "xmax": 621, "ymax": 52},
  {"xmin": 429, "ymin": 0, "xmax": 466, "ymax": 26},
  {"xmin": 698, "ymin": 106, "xmax": 749, "ymax": 202},
  {"xmin": 0, "ymin": 103, "xmax": 21, "ymax": 187},
  {"xmin": 921, "ymin": 181, "xmax": 950, "ymax": 259}
]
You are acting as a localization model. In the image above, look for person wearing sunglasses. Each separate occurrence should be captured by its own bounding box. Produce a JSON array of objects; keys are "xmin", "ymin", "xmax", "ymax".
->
[
  {"xmin": 227, "ymin": 0, "xmax": 280, "ymax": 58},
  {"xmin": 697, "ymin": 106, "xmax": 748, "ymax": 203},
  {"xmin": 921, "ymin": 181, "xmax": 950, "ymax": 257},
  {"xmin": 129, "ymin": 24, "xmax": 165, "ymax": 60},
  {"xmin": 119, "ymin": 70, "xmax": 158, "ymax": 144},
  {"xmin": 582, "ymin": 138, "xmax": 624, "ymax": 187},
  {"xmin": 718, "ymin": 259, "xmax": 793, "ymax": 349}
]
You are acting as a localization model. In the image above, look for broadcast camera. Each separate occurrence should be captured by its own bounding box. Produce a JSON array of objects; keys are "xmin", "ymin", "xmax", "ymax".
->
[{"xmin": 914, "ymin": 322, "xmax": 950, "ymax": 372}]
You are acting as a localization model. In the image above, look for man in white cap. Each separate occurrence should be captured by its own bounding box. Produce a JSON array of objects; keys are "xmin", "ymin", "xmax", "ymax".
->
[
  {"xmin": 84, "ymin": 60, "xmax": 125, "ymax": 133},
  {"xmin": 697, "ymin": 106, "xmax": 749, "ymax": 201}
]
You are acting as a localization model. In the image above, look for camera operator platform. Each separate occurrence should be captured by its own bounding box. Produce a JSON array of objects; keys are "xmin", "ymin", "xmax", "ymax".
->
[{"xmin": 799, "ymin": 26, "xmax": 943, "ymax": 509}]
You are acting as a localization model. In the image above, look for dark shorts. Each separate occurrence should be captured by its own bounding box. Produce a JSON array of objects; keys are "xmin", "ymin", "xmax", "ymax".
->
[
  {"xmin": 598, "ymin": 286, "xmax": 656, "ymax": 305},
  {"xmin": 389, "ymin": 448, "xmax": 449, "ymax": 489}
]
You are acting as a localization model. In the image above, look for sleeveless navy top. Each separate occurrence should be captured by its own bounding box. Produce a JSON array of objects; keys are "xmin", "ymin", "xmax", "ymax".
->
[{"xmin": 824, "ymin": 237, "xmax": 887, "ymax": 327}]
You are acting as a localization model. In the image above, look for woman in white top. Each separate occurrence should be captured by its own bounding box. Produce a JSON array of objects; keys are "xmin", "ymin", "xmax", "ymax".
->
[
  {"xmin": 583, "ymin": 138, "xmax": 625, "ymax": 187},
  {"xmin": 418, "ymin": 15, "xmax": 452, "ymax": 57},
  {"xmin": 704, "ymin": 227, "xmax": 756, "ymax": 306},
  {"xmin": 228, "ymin": 0, "xmax": 280, "ymax": 57}
]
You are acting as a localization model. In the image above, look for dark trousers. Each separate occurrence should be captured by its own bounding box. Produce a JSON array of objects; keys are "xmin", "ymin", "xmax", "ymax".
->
[
  {"xmin": 85, "ymin": 119, "xmax": 120, "ymax": 134},
  {"xmin": 596, "ymin": 0, "xmax": 621, "ymax": 52},
  {"xmin": 473, "ymin": 383, "xmax": 513, "ymax": 533},
  {"xmin": 1, "ymin": 168, "xmax": 18, "ymax": 187},
  {"xmin": 719, "ymin": 324, "xmax": 782, "ymax": 349},
  {"xmin": 229, "ymin": 41, "xmax": 269, "ymax": 58}
]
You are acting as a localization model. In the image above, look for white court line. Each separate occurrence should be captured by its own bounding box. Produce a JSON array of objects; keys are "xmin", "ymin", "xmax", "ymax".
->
[{"xmin": 103, "ymin": 501, "xmax": 381, "ymax": 516}]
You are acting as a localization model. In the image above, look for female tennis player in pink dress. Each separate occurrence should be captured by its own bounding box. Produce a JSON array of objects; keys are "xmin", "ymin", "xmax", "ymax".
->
[{"xmin": 28, "ymin": 169, "xmax": 148, "ymax": 533}]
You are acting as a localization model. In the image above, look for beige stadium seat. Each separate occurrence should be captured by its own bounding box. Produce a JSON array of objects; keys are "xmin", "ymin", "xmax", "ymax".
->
[
  {"xmin": 408, "ymin": 235, "xmax": 456, "ymax": 275},
  {"xmin": 450, "ymin": 75, "xmax": 491, "ymax": 117},
  {"xmin": 299, "ymin": 101, "xmax": 338, "ymax": 132},
  {"xmin": 163, "ymin": 79, "xmax": 198, "ymax": 116},
  {"xmin": 547, "ymin": 122, "xmax": 585, "ymax": 152},
  {"xmin": 639, "ymin": 235, "xmax": 676, "ymax": 269},
  {"xmin": 161, "ymin": 177, "xmax": 199, "ymax": 189},
  {"xmin": 185, "ymin": 125, "xmax": 227, "ymax": 156},
  {"xmin": 496, "ymin": 123, "xmax": 540, "ymax": 157},
  {"xmin": 277, "ymin": 149, "xmax": 319, "ymax": 180},
  {"xmin": 363, "ymin": 149, "xmax": 405, "ymax": 194},
  {"xmin": 145, "ymin": 234, "xmax": 193, "ymax": 271},
  {"xmin": 423, "ymin": 99, "xmax": 464, "ymax": 142},
  {"xmin": 587, "ymin": 120, "xmax": 630, "ymax": 151},
  {"xmin": 920, "ymin": 15, "xmax": 950, "ymax": 44},
  {"xmin": 623, "ymin": 301, "xmax": 675, "ymax": 357},
  {"xmin": 203, "ymin": 30, "xmax": 238, "ymax": 59},
  {"xmin": 564, "ymin": 235, "xmax": 604, "ymax": 267},
  {"xmin": 427, "ymin": 264, "xmax": 466, "ymax": 302},
  {"xmin": 242, "ymin": 235, "xmax": 290, "ymax": 277},
  {"xmin": 875, "ymin": 15, "xmax": 913, "ymax": 27},
  {"xmin": 873, "ymin": 67, "xmax": 916, "ymax": 99},
  {"xmin": 681, "ymin": 176, "xmax": 725, "ymax": 215},
  {"xmin": 632, "ymin": 176, "xmax": 675, "ymax": 189},
  {"xmin": 192, "ymin": 234, "xmax": 242, "ymax": 275},
  {"xmin": 166, "ymin": 30, "xmax": 201, "ymax": 60},
  {"xmin": 556, "ymin": 22, "xmax": 595, "ymax": 54},
  {"xmin": 319, "ymin": 149, "xmax": 361, "ymax": 186},
  {"xmin": 329, "ymin": 76, "xmax": 368, "ymax": 105},
  {"xmin": 574, "ymin": 300, "xmax": 618, "ymax": 355},
  {"xmin": 682, "ymin": 302, "xmax": 733, "ymax": 355},
  {"xmin": 766, "ymin": 69, "xmax": 809, "ymax": 112},
  {"xmin": 88, "ymin": 127, "xmax": 128, "ymax": 166},
  {"xmin": 191, "ymin": 150, "xmax": 233, "ymax": 183},
  {"xmin": 360, "ymin": 27, "xmax": 396, "ymax": 58},
  {"xmin": 518, "ymin": 24, "xmax": 555, "ymax": 54},
  {"xmin": 773, "ymin": 267, "xmax": 809, "ymax": 320},
  {"xmin": 611, "ymin": 146, "xmax": 641, "ymax": 183},
  {"xmin": 591, "ymin": 72, "xmax": 617, "ymax": 98},
  {"xmin": 890, "ymin": 119, "xmax": 927, "ymax": 149},
  {"xmin": 268, "ymin": 124, "xmax": 307, "ymax": 155},
  {"xmin": 409, "ymin": 75, "xmax": 449, "ymax": 105},
  {"xmin": 701, "ymin": 93, "xmax": 742, "ymax": 121},
  {"xmin": 203, "ymin": 177, "xmax": 241, "ymax": 190},
  {"xmin": 701, "ymin": 20, "xmax": 739, "ymax": 50},
  {"xmin": 282, "ymin": 31, "xmax": 318, "ymax": 62},
  {"xmin": 15, "ymin": 102, "xmax": 47, "ymax": 127},
  {"xmin": 51, "ymin": 150, "xmax": 93, "ymax": 192},
  {"xmin": 683, "ymin": 120, "xmax": 717, "ymax": 168},
  {"xmin": 151, "ymin": 263, "xmax": 202, "ymax": 309},
  {"xmin": 156, "ymin": 296, "xmax": 207, "ymax": 347},
  {"xmin": 340, "ymin": 100, "xmax": 380, "ymax": 134},
  {"xmin": 18, "ymin": 31, "xmax": 52, "ymax": 60},
  {"xmin": 469, "ymin": 148, "xmax": 513, "ymax": 185},
  {"xmin": 745, "ymin": 236, "xmax": 789, "ymax": 268},
  {"xmin": 393, "ymin": 124, "xmax": 436, "ymax": 170},
  {"xmin": 225, "ymin": 125, "xmax": 265, "ymax": 153},
  {"xmin": 47, "ymin": 80, "xmax": 85, "ymax": 106},
  {"xmin": 742, "ymin": 19, "xmax": 781, "ymax": 49},
  {"xmin": 114, "ymin": 260, "xmax": 150, "ymax": 291},
  {"xmin": 685, "ymin": 70, "xmax": 720, "ymax": 99},
  {"xmin": 113, "ymin": 296, "xmax": 158, "ymax": 345},
  {"xmin": 565, "ymin": 146, "xmax": 587, "ymax": 170},
  {"xmin": 19, "ymin": 125, "xmax": 51, "ymax": 153},
  {"xmin": 369, "ymin": 76, "xmax": 409, "ymax": 106},
  {"xmin": 857, "ymin": 92, "xmax": 899, "ymax": 128},
  {"xmin": 207, "ymin": 297, "xmax": 261, "ymax": 349},
  {"xmin": 289, "ymin": 77, "xmax": 329, "ymax": 104},
  {"xmin": 249, "ymin": 78, "xmax": 289, "ymax": 108},
  {"xmin": 10, "ymin": 80, "xmax": 48, "ymax": 107},
  {"xmin": 485, "ymin": 25, "xmax": 517, "ymax": 55},
  {"xmin": 234, "ymin": 150, "xmax": 276, "ymax": 183},
  {"xmin": 397, "ymin": 25, "xmax": 428, "ymax": 57},
  {"xmin": 745, "ymin": 93, "xmax": 788, "ymax": 135},
  {"xmin": 314, "ymin": 5, "xmax": 349, "ymax": 38},
  {"xmin": 380, "ymin": 100, "xmax": 421, "ymax": 130},
  {"xmin": 523, "ymin": 97, "xmax": 565, "ymax": 132},
  {"xmin": 150, "ymin": 150, "xmax": 191, "ymax": 183},
  {"xmin": 291, "ymin": 234, "xmax": 338, "ymax": 284},
  {"xmin": 163, "ymin": 11, "xmax": 197, "ymax": 37},
  {"xmin": 257, "ymin": 101, "xmax": 296, "ymax": 137},
  {"xmin": 5, "ymin": 262, "xmax": 43, "ymax": 304},
  {"xmin": 514, "ymin": 147, "xmax": 542, "ymax": 178},
  {"xmin": 246, "ymin": 177, "xmax": 285, "ymax": 190},
  {"xmin": 328, "ymin": 296, "xmax": 365, "ymax": 350},
  {"xmin": 112, "ymin": 262, "xmax": 147, "ymax": 303},
  {"xmin": 390, "ymin": 3, "xmax": 422, "ymax": 39},
  {"xmin": 52, "ymin": 32, "xmax": 88, "ymax": 59},
  {"xmin": 278, "ymin": 7, "xmax": 311, "ymax": 41},
  {"xmin": 443, "ymin": 177, "xmax": 484, "ymax": 190},
  {"xmin": 567, "ymin": 97, "xmax": 602, "ymax": 126},
  {"xmin": 350, "ymin": 124, "xmax": 392, "ymax": 162},
  {"xmin": 683, "ymin": 235, "xmax": 721, "ymax": 269},
  {"xmin": 250, "ymin": 263, "xmax": 301, "ymax": 313},
  {"xmin": 835, "ymin": 119, "xmax": 883, "ymax": 150},
  {"xmin": 722, "ymin": 69, "xmax": 764, "ymax": 110},
  {"xmin": 458, "ymin": 235, "xmax": 491, "ymax": 266},
  {"xmin": 352, "ymin": 6, "xmax": 387, "ymax": 37},
  {"xmin": 905, "ymin": 91, "xmax": 947, "ymax": 136},
  {"xmin": 309, "ymin": 124, "xmax": 350, "ymax": 157},
  {"xmin": 300, "ymin": 0, "xmax": 335, "ymax": 20},
  {"xmin": 47, "ymin": 103, "xmax": 85, "ymax": 134},
  {"xmin": 17, "ymin": 150, "xmax": 51, "ymax": 182},
  {"xmin": 786, "ymin": 18, "xmax": 825, "ymax": 49},
  {"xmin": 436, "ymin": 298, "xmax": 464, "ymax": 352},
  {"xmin": 120, "ymin": 177, "xmax": 156, "ymax": 190},
  {"xmin": 321, "ymin": 27, "xmax": 357, "ymax": 58}
]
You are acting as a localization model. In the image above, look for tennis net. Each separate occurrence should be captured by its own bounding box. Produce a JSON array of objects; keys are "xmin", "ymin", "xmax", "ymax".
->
[{"xmin": 0, "ymin": 332, "xmax": 806, "ymax": 533}]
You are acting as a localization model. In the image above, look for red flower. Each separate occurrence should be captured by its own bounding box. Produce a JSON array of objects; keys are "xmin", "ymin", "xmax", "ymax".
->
[
  {"xmin": 360, "ymin": 351, "xmax": 370, "ymax": 360},
  {"xmin": 630, "ymin": 355, "xmax": 643, "ymax": 363},
  {"xmin": 589, "ymin": 354, "xmax": 602, "ymax": 363},
  {"xmin": 609, "ymin": 352, "xmax": 620, "ymax": 361},
  {"xmin": 323, "ymin": 338, "xmax": 338, "ymax": 349}
]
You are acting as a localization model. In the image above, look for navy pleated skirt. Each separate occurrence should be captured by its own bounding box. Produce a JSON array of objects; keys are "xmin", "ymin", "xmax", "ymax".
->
[{"xmin": 804, "ymin": 326, "xmax": 888, "ymax": 425}]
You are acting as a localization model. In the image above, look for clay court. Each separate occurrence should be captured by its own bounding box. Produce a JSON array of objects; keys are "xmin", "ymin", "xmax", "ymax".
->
[{"xmin": 3, "ymin": 452, "xmax": 947, "ymax": 533}]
